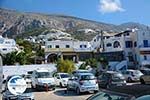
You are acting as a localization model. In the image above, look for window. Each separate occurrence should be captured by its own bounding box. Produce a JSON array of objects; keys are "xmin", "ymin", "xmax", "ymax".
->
[
  {"xmin": 80, "ymin": 45, "xmax": 82, "ymax": 48},
  {"xmin": 143, "ymin": 40, "xmax": 148, "ymax": 47},
  {"xmin": 134, "ymin": 42, "xmax": 137, "ymax": 47},
  {"xmin": 66, "ymin": 45, "xmax": 70, "ymax": 48},
  {"xmin": 55, "ymin": 45, "xmax": 59, "ymax": 48},
  {"xmin": 5, "ymin": 41, "xmax": 11, "ymax": 44},
  {"xmin": 113, "ymin": 41, "xmax": 121, "ymax": 48},
  {"xmin": 106, "ymin": 43, "xmax": 112, "ymax": 47},
  {"xmin": 2, "ymin": 48, "xmax": 7, "ymax": 51},
  {"xmin": 48, "ymin": 45, "xmax": 52, "ymax": 48},
  {"xmin": 144, "ymin": 56, "xmax": 147, "ymax": 60},
  {"xmin": 84, "ymin": 45, "xmax": 87, "ymax": 48},
  {"xmin": 125, "ymin": 41, "xmax": 133, "ymax": 48}
]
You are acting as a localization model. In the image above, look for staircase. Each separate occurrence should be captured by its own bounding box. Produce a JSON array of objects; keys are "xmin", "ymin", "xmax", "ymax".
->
[{"xmin": 115, "ymin": 60, "xmax": 128, "ymax": 71}]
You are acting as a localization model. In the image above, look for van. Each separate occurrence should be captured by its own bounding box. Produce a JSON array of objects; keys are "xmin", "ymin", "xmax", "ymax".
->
[{"xmin": 31, "ymin": 69, "xmax": 56, "ymax": 91}]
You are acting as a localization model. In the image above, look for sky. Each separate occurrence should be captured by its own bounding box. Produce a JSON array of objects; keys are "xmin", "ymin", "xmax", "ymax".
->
[{"xmin": 0, "ymin": 0, "xmax": 150, "ymax": 25}]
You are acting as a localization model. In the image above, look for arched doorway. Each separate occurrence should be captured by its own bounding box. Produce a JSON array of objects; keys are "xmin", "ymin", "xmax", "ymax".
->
[{"xmin": 47, "ymin": 53, "xmax": 58, "ymax": 63}]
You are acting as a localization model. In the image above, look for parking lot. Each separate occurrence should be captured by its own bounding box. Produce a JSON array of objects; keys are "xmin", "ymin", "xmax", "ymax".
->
[{"xmin": 23, "ymin": 82, "xmax": 149, "ymax": 100}]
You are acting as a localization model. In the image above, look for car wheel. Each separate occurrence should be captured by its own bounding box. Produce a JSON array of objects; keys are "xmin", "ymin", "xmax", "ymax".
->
[
  {"xmin": 94, "ymin": 90, "xmax": 98, "ymax": 93},
  {"xmin": 106, "ymin": 84, "xmax": 110, "ymax": 89},
  {"xmin": 60, "ymin": 83, "xmax": 63, "ymax": 88},
  {"xmin": 31, "ymin": 84, "xmax": 34, "ymax": 89},
  {"xmin": 127, "ymin": 77, "xmax": 132, "ymax": 82},
  {"xmin": 140, "ymin": 79, "xmax": 145, "ymax": 84},
  {"xmin": 67, "ymin": 85, "xmax": 71, "ymax": 91},
  {"xmin": 76, "ymin": 87, "xmax": 80, "ymax": 95}
]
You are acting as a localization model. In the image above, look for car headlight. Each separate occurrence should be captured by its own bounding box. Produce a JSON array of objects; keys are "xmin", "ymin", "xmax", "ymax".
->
[{"xmin": 63, "ymin": 80, "xmax": 66, "ymax": 82}]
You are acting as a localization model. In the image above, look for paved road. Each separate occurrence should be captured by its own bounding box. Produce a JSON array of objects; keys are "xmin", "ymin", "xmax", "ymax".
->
[
  {"xmin": 33, "ymin": 88, "xmax": 92, "ymax": 100},
  {"xmin": 1, "ymin": 82, "xmax": 149, "ymax": 100}
]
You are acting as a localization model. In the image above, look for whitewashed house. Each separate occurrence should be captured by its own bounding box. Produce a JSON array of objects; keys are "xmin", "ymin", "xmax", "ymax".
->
[{"xmin": 0, "ymin": 36, "xmax": 18, "ymax": 54}]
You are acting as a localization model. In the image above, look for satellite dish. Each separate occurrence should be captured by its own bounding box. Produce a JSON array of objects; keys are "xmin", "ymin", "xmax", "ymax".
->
[{"xmin": 7, "ymin": 75, "xmax": 27, "ymax": 95}]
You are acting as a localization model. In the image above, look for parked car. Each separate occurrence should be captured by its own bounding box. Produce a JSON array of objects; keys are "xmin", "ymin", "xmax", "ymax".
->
[
  {"xmin": 2, "ymin": 75, "xmax": 34, "ymax": 100},
  {"xmin": 67, "ymin": 73, "xmax": 99, "ymax": 94},
  {"xmin": 24, "ymin": 74, "xmax": 32, "ymax": 84},
  {"xmin": 54, "ymin": 73, "xmax": 70, "ymax": 87},
  {"xmin": 98, "ymin": 71, "xmax": 126, "ymax": 88},
  {"xmin": 140, "ymin": 70, "xmax": 150, "ymax": 84},
  {"xmin": 135, "ymin": 95, "xmax": 150, "ymax": 100},
  {"xmin": 87, "ymin": 89, "xmax": 135, "ymax": 100},
  {"xmin": 121, "ymin": 70, "xmax": 143, "ymax": 82},
  {"xmin": 31, "ymin": 69, "xmax": 56, "ymax": 91}
]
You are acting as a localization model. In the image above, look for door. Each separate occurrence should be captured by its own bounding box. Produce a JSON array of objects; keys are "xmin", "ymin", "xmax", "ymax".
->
[{"xmin": 54, "ymin": 74, "xmax": 61, "ymax": 86}]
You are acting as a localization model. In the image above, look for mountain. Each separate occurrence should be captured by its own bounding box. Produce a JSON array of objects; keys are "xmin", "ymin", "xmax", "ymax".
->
[{"xmin": 0, "ymin": 8, "xmax": 149, "ymax": 40}]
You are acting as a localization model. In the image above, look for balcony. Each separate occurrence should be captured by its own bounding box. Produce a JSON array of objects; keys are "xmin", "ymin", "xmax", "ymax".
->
[
  {"xmin": 45, "ymin": 48, "xmax": 74, "ymax": 52},
  {"xmin": 73, "ymin": 48, "xmax": 93, "ymax": 52}
]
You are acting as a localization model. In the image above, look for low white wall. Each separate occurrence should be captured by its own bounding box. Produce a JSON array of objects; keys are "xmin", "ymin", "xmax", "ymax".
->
[{"xmin": 3, "ymin": 64, "xmax": 57, "ymax": 80}]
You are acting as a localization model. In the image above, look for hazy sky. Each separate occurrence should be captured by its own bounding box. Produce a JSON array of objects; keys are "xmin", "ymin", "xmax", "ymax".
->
[{"xmin": 0, "ymin": 0, "xmax": 150, "ymax": 25}]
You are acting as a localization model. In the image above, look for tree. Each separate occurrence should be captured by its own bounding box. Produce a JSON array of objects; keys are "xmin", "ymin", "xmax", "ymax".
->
[
  {"xmin": 79, "ymin": 63, "xmax": 87, "ymax": 70},
  {"xmin": 3, "ymin": 51, "xmax": 16, "ymax": 65},
  {"xmin": 85, "ymin": 58, "xmax": 97, "ymax": 68},
  {"xmin": 3, "ymin": 51, "xmax": 27, "ymax": 65},
  {"xmin": 56, "ymin": 59, "xmax": 75, "ymax": 74},
  {"xmin": 97, "ymin": 57, "xmax": 109, "ymax": 75},
  {"xmin": 16, "ymin": 52, "xmax": 27, "ymax": 65}
]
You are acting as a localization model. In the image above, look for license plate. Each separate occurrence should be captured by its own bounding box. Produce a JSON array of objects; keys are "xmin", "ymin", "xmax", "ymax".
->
[
  {"xmin": 9, "ymin": 96, "xmax": 17, "ymax": 100},
  {"xmin": 87, "ymin": 87, "xmax": 94, "ymax": 90},
  {"xmin": 117, "ymin": 84, "xmax": 122, "ymax": 86}
]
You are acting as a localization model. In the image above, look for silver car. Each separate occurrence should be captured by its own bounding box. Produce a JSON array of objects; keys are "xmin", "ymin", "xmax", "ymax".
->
[{"xmin": 67, "ymin": 73, "xmax": 99, "ymax": 94}]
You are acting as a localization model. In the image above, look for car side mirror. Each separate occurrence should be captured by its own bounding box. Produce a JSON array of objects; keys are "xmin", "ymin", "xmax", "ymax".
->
[
  {"xmin": 69, "ymin": 78, "xmax": 73, "ymax": 81},
  {"xmin": 57, "ymin": 76, "xmax": 60, "ymax": 79}
]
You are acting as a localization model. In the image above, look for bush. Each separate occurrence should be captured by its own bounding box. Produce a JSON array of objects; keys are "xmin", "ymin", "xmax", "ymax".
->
[
  {"xmin": 85, "ymin": 58, "xmax": 97, "ymax": 68},
  {"xmin": 56, "ymin": 59, "xmax": 75, "ymax": 74},
  {"xmin": 79, "ymin": 63, "xmax": 87, "ymax": 69}
]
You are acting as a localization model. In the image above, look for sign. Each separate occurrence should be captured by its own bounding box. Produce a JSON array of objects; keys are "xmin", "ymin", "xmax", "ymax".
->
[{"xmin": 7, "ymin": 75, "xmax": 27, "ymax": 95}]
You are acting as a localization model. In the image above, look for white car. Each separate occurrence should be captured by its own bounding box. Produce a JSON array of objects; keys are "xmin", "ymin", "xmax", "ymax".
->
[
  {"xmin": 54, "ymin": 73, "xmax": 70, "ymax": 87},
  {"xmin": 24, "ymin": 74, "xmax": 32, "ymax": 84},
  {"xmin": 67, "ymin": 73, "xmax": 99, "ymax": 94},
  {"xmin": 121, "ymin": 70, "xmax": 143, "ymax": 82},
  {"xmin": 31, "ymin": 69, "xmax": 56, "ymax": 91}
]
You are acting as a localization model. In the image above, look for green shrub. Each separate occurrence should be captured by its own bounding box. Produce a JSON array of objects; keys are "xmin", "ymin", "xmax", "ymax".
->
[{"xmin": 56, "ymin": 59, "xmax": 75, "ymax": 74}]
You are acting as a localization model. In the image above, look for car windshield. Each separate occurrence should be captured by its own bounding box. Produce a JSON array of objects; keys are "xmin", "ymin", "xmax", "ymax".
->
[
  {"xmin": 88, "ymin": 92, "xmax": 129, "ymax": 100},
  {"xmin": 133, "ymin": 70, "xmax": 143, "ymax": 76},
  {"xmin": 81, "ymin": 75, "xmax": 95, "ymax": 80},
  {"xmin": 60, "ymin": 74, "xmax": 69, "ymax": 78},
  {"xmin": 37, "ymin": 72, "xmax": 52, "ymax": 78},
  {"xmin": 144, "ymin": 65, "xmax": 150, "ymax": 69}
]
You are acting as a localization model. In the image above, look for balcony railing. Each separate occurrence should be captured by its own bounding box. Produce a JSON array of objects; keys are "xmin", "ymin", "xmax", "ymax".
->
[{"xmin": 45, "ymin": 47, "xmax": 94, "ymax": 52}]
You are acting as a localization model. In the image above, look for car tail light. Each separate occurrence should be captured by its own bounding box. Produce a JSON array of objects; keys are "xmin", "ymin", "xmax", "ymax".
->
[
  {"xmin": 96, "ymin": 80, "xmax": 98, "ymax": 84},
  {"xmin": 109, "ymin": 79, "xmax": 112, "ymax": 83}
]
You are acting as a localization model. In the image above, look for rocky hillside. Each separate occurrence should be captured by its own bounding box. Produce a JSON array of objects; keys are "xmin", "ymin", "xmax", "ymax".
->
[{"xmin": 0, "ymin": 8, "xmax": 149, "ymax": 40}]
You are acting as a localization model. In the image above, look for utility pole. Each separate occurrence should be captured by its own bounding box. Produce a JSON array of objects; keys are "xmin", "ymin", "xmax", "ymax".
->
[
  {"xmin": 100, "ymin": 30, "xmax": 105, "ymax": 52},
  {"xmin": 0, "ymin": 55, "xmax": 2, "ymax": 96}
]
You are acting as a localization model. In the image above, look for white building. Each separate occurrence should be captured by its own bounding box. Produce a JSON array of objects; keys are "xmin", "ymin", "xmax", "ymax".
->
[
  {"xmin": 44, "ymin": 28, "xmax": 150, "ymax": 70},
  {"xmin": 45, "ymin": 40, "xmax": 93, "ymax": 63},
  {"xmin": 0, "ymin": 36, "xmax": 18, "ymax": 54},
  {"xmin": 92, "ymin": 28, "xmax": 150, "ymax": 70}
]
